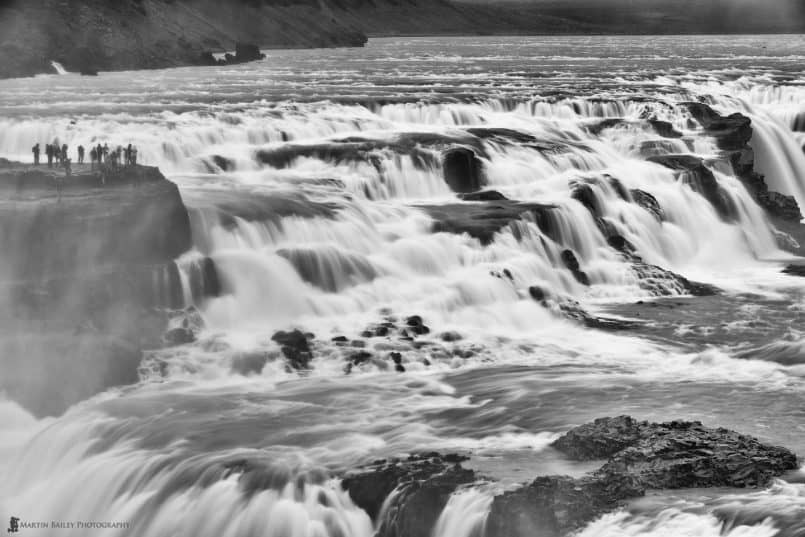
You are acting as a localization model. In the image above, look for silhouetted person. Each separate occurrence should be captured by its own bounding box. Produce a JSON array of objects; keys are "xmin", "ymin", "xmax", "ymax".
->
[
  {"xmin": 90, "ymin": 146, "xmax": 97, "ymax": 170},
  {"xmin": 54, "ymin": 145, "xmax": 61, "ymax": 164},
  {"xmin": 131, "ymin": 146, "xmax": 138, "ymax": 166},
  {"xmin": 77, "ymin": 145, "xmax": 85, "ymax": 164},
  {"xmin": 32, "ymin": 143, "xmax": 40, "ymax": 165},
  {"xmin": 46, "ymin": 144, "xmax": 53, "ymax": 167},
  {"xmin": 102, "ymin": 143, "xmax": 109, "ymax": 165},
  {"xmin": 61, "ymin": 144, "xmax": 68, "ymax": 164}
]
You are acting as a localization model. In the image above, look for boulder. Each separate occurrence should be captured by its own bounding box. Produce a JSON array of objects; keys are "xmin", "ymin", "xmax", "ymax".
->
[
  {"xmin": 342, "ymin": 454, "xmax": 475, "ymax": 537},
  {"xmin": 630, "ymin": 189, "xmax": 665, "ymax": 221},
  {"xmin": 271, "ymin": 329, "xmax": 314, "ymax": 370},
  {"xmin": 560, "ymin": 249, "xmax": 591, "ymax": 286},
  {"xmin": 485, "ymin": 416, "xmax": 798, "ymax": 537},
  {"xmin": 553, "ymin": 416, "xmax": 799, "ymax": 489},
  {"xmin": 442, "ymin": 147, "xmax": 485, "ymax": 193}
]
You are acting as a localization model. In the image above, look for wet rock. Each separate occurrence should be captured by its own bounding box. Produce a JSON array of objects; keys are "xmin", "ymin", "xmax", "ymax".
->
[
  {"xmin": 439, "ymin": 331, "xmax": 463, "ymax": 342},
  {"xmin": 631, "ymin": 262, "xmax": 720, "ymax": 297},
  {"xmin": 486, "ymin": 417, "xmax": 798, "ymax": 537},
  {"xmin": 554, "ymin": 416, "xmax": 799, "ymax": 489},
  {"xmin": 557, "ymin": 301, "xmax": 639, "ymax": 331},
  {"xmin": 348, "ymin": 351, "xmax": 373, "ymax": 366},
  {"xmin": 187, "ymin": 256, "xmax": 222, "ymax": 303},
  {"xmin": 485, "ymin": 473, "xmax": 643, "ymax": 537},
  {"xmin": 782, "ymin": 264, "xmax": 805, "ymax": 277},
  {"xmin": 647, "ymin": 119, "xmax": 684, "ymax": 139},
  {"xmin": 342, "ymin": 454, "xmax": 475, "ymax": 536},
  {"xmin": 332, "ymin": 335, "xmax": 349, "ymax": 345},
  {"xmin": 684, "ymin": 102, "xmax": 753, "ymax": 151},
  {"xmin": 648, "ymin": 154, "xmax": 737, "ymax": 221},
  {"xmin": 405, "ymin": 315, "xmax": 430, "ymax": 336},
  {"xmin": 528, "ymin": 285, "xmax": 547, "ymax": 302},
  {"xmin": 163, "ymin": 326, "xmax": 195, "ymax": 346},
  {"xmin": 560, "ymin": 249, "xmax": 591, "ymax": 286},
  {"xmin": 395, "ymin": 364, "xmax": 406, "ymax": 372},
  {"xmin": 570, "ymin": 182, "xmax": 600, "ymax": 216},
  {"xmin": 459, "ymin": 190, "xmax": 508, "ymax": 201},
  {"xmin": 630, "ymin": 189, "xmax": 665, "ymax": 221},
  {"xmin": 271, "ymin": 329, "xmax": 313, "ymax": 370},
  {"xmin": 421, "ymin": 201, "xmax": 556, "ymax": 245},
  {"xmin": 389, "ymin": 351, "xmax": 403, "ymax": 364},
  {"xmin": 442, "ymin": 147, "xmax": 485, "ymax": 193}
]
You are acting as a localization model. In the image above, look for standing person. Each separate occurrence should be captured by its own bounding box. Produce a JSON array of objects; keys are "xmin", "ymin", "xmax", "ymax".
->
[
  {"xmin": 102, "ymin": 143, "xmax": 109, "ymax": 165},
  {"xmin": 54, "ymin": 145, "xmax": 61, "ymax": 164},
  {"xmin": 90, "ymin": 146, "xmax": 97, "ymax": 170},
  {"xmin": 131, "ymin": 146, "xmax": 138, "ymax": 166},
  {"xmin": 77, "ymin": 145, "xmax": 85, "ymax": 164},
  {"xmin": 62, "ymin": 144, "xmax": 68, "ymax": 165},
  {"xmin": 32, "ymin": 143, "xmax": 40, "ymax": 165},
  {"xmin": 46, "ymin": 144, "xmax": 53, "ymax": 167}
]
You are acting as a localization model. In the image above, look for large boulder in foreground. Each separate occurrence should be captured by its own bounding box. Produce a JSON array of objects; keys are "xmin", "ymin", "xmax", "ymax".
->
[{"xmin": 484, "ymin": 416, "xmax": 798, "ymax": 537}]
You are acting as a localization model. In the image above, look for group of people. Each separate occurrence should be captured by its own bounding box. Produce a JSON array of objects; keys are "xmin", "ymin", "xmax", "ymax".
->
[{"xmin": 32, "ymin": 141, "xmax": 139, "ymax": 170}]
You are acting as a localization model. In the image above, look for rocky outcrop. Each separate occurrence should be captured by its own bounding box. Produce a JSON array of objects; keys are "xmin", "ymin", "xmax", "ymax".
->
[
  {"xmin": 684, "ymin": 103, "xmax": 803, "ymax": 223},
  {"xmin": 202, "ymin": 42, "xmax": 267, "ymax": 66},
  {"xmin": 271, "ymin": 329, "xmax": 314, "ymax": 370},
  {"xmin": 341, "ymin": 418, "xmax": 798, "ymax": 537},
  {"xmin": 648, "ymin": 154, "xmax": 737, "ymax": 221},
  {"xmin": 485, "ymin": 416, "xmax": 798, "ymax": 537},
  {"xmin": 420, "ymin": 200, "xmax": 556, "ymax": 245},
  {"xmin": 442, "ymin": 147, "xmax": 485, "ymax": 194},
  {"xmin": 342, "ymin": 454, "xmax": 476, "ymax": 537},
  {"xmin": 630, "ymin": 189, "xmax": 665, "ymax": 221},
  {"xmin": 0, "ymin": 161, "xmax": 197, "ymax": 416}
]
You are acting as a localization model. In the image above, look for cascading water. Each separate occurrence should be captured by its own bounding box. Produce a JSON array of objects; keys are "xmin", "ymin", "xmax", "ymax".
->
[{"xmin": 2, "ymin": 35, "xmax": 805, "ymax": 537}]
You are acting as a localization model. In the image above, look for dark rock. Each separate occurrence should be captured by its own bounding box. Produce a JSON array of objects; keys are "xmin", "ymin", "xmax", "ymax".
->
[
  {"xmin": 163, "ymin": 326, "xmax": 196, "ymax": 346},
  {"xmin": 647, "ymin": 119, "xmax": 684, "ymax": 139},
  {"xmin": 551, "ymin": 415, "xmax": 645, "ymax": 460},
  {"xmin": 528, "ymin": 285, "xmax": 547, "ymax": 302},
  {"xmin": 395, "ymin": 364, "xmax": 406, "ymax": 372},
  {"xmin": 558, "ymin": 301, "xmax": 639, "ymax": 331},
  {"xmin": 486, "ymin": 417, "xmax": 798, "ymax": 537},
  {"xmin": 648, "ymin": 154, "xmax": 737, "ymax": 221},
  {"xmin": 485, "ymin": 473, "xmax": 643, "ymax": 537},
  {"xmin": 187, "ymin": 257, "xmax": 222, "ymax": 304},
  {"xmin": 332, "ymin": 335, "xmax": 349, "ymax": 344},
  {"xmin": 349, "ymin": 351, "xmax": 373, "ymax": 366},
  {"xmin": 389, "ymin": 351, "xmax": 403, "ymax": 364},
  {"xmin": 570, "ymin": 182, "xmax": 600, "ymax": 216},
  {"xmin": 459, "ymin": 190, "xmax": 508, "ymax": 201},
  {"xmin": 630, "ymin": 189, "xmax": 665, "ymax": 221},
  {"xmin": 782, "ymin": 264, "xmax": 805, "ymax": 277},
  {"xmin": 560, "ymin": 249, "xmax": 590, "ymax": 286},
  {"xmin": 442, "ymin": 147, "xmax": 485, "ymax": 193},
  {"xmin": 439, "ymin": 331, "xmax": 463, "ymax": 342},
  {"xmin": 554, "ymin": 416, "xmax": 799, "ymax": 489},
  {"xmin": 342, "ymin": 454, "xmax": 475, "ymax": 537},
  {"xmin": 684, "ymin": 102, "xmax": 753, "ymax": 151},
  {"xmin": 271, "ymin": 329, "xmax": 313, "ymax": 370},
  {"xmin": 234, "ymin": 42, "xmax": 266, "ymax": 63}
]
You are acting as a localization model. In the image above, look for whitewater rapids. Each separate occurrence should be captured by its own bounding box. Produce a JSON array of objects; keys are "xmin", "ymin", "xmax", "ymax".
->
[{"xmin": 1, "ymin": 35, "xmax": 805, "ymax": 536}]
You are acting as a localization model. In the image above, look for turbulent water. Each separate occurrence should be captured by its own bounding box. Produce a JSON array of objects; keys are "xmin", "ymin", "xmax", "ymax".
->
[{"xmin": 2, "ymin": 35, "xmax": 805, "ymax": 536}]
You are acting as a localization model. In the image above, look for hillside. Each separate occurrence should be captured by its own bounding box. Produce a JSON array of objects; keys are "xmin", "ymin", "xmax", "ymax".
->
[{"xmin": 1, "ymin": 0, "xmax": 804, "ymax": 79}]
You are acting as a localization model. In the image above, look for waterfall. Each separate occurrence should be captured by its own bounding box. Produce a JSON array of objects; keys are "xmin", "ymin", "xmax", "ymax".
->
[{"xmin": 50, "ymin": 61, "xmax": 69, "ymax": 75}]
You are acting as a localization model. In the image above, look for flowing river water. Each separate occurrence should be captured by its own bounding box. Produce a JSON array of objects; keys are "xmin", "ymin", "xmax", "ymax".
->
[{"xmin": 2, "ymin": 35, "xmax": 805, "ymax": 536}]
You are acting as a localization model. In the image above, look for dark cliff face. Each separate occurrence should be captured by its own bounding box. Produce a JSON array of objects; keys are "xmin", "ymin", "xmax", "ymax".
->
[
  {"xmin": 0, "ymin": 0, "xmax": 371, "ymax": 78},
  {"xmin": 0, "ymin": 161, "xmax": 193, "ymax": 416}
]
